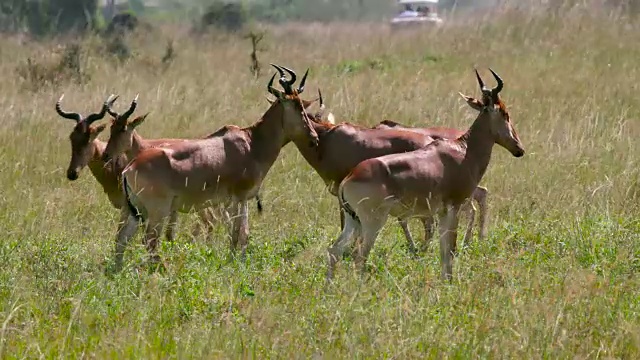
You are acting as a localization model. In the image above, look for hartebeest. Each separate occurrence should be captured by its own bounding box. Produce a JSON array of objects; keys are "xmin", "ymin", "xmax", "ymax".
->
[
  {"xmin": 327, "ymin": 68, "xmax": 525, "ymax": 281},
  {"xmin": 372, "ymin": 120, "xmax": 489, "ymax": 245},
  {"xmin": 285, "ymin": 92, "xmax": 486, "ymax": 254},
  {"xmin": 114, "ymin": 64, "xmax": 320, "ymax": 269},
  {"xmin": 100, "ymin": 96, "xmax": 263, "ymax": 241},
  {"xmin": 54, "ymin": 95, "xmax": 155, "ymax": 245},
  {"xmin": 55, "ymin": 94, "xmax": 126, "ymax": 197},
  {"xmin": 55, "ymin": 94, "xmax": 127, "ymax": 208}
]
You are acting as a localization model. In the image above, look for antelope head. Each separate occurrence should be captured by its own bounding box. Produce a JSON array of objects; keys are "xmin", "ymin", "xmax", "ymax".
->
[
  {"xmin": 459, "ymin": 68, "xmax": 525, "ymax": 158},
  {"xmin": 267, "ymin": 64, "xmax": 320, "ymax": 148},
  {"xmin": 102, "ymin": 95, "xmax": 147, "ymax": 162},
  {"xmin": 265, "ymin": 87, "xmax": 333, "ymax": 124},
  {"xmin": 55, "ymin": 94, "xmax": 117, "ymax": 180}
]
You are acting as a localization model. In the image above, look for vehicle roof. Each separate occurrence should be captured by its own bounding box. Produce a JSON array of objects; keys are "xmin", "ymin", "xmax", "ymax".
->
[{"xmin": 398, "ymin": 0, "xmax": 439, "ymax": 4}]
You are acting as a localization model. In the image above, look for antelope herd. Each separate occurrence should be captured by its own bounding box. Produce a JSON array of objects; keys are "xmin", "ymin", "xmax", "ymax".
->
[{"xmin": 55, "ymin": 63, "xmax": 524, "ymax": 282}]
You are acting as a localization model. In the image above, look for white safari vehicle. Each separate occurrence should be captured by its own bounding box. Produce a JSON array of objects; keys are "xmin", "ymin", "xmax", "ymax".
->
[{"xmin": 390, "ymin": 0, "xmax": 443, "ymax": 29}]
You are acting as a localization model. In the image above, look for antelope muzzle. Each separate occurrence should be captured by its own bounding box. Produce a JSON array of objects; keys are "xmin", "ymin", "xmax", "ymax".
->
[
  {"xmin": 513, "ymin": 147, "xmax": 525, "ymax": 158},
  {"xmin": 67, "ymin": 168, "xmax": 80, "ymax": 181}
]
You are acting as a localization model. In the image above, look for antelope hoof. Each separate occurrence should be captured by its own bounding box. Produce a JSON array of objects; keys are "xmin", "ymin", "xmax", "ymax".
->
[
  {"xmin": 441, "ymin": 272, "xmax": 453, "ymax": 283},
  {"xmin": 146, "ymin": 254, "xmax": 163, "ymax": 272},
  {"xmin": 67, "ymin": 170, "xmax": 79, "ymax": 181},
  {"xmin": 326, "ymin": 252, "xmax": 339, "ymax": 282}
]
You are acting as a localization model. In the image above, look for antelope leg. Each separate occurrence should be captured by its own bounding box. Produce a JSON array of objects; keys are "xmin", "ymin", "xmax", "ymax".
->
[
  {"xmin": 165, "ymin": 211, "xmax": 179, "ymax": 242},
  {"xmin": 438, "ymin": 205, "xmax": 460, "ymax": 282},
  {"xmin": 114, "ymin": 207, "xmax": 139, "ymax": 272},
  {"xmin": 398, "ymin": 218, "xmax": 418, "ymax": 255}
]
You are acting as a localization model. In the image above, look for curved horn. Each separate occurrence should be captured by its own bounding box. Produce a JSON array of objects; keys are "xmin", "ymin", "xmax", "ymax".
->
[
  {"xmin": 273, "ymin": 64, "xmax": 295, "ymax": 94},
  {"xmin": 279, "ymin": 65, "xmax": 297, "ymax": 87},
  {"xmin": 297, "ymin": 68, "xmax": 309, "ymax": 94},
  {"xmin": 55, "ymin": 94, "xmax": 82, "ymax": 122},
  {"xmin": 489, "ymin": 68, "xmax": 503, "ymax": 95},
  {"xmin": 474, "ymin": 68, "xmax": 487, "ymax": 91},
  {"xmin": 270, "ymin": 63, "xmax": 285, "ymax": 79},
  {"xmin": 86, "ymin": 94, "xmax": 117, "ymax": 124},
  {"xmin": 271, "ymin": 63, "xmax": 292, "ymax": 93},
  {"xmin": 107, "ymin": 108, "xmax": 119, "ymax": 118},
  {"xmin": 121, "ymin": 94, "xmax": 138, "ymax": 120},
  {"xmin": 107, "ymin": 94, "xmax": 119, "ymax": 107},
  {"xmin": 106, "ymin": 94, "xmax": 120, "ymax": 118},
  {"xmin": 315, "ymin": 88, "xmax": 325, "ymax": 120},
  {"xmin": 267, "ymin": 72, "xmax": 284, "ymax": 98}
]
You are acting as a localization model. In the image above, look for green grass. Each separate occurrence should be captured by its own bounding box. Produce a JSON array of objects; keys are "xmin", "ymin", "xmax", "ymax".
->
[{"xmin": 1, "ymin": 4, "xmax": 640, "ymax": 358}]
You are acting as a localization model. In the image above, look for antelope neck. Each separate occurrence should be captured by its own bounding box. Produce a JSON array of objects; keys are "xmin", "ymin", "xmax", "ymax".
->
[
  {"xmin": 88, "ymin": 140, "xmax": 120, "ymax": 187},
  {"xmin": 245, "ymin": 103, "xmax": 289, "ymax": 165},
  {"xmin": 290, "ymin": 121, "xmax": 329, "ymax": 172},
  {"xmin": 128, "ymin": 131, "xmax": 147, "ymax": 158},
  {"xmin": 457, "ymin": 111, "xmax": 496, "ymax": 183}
]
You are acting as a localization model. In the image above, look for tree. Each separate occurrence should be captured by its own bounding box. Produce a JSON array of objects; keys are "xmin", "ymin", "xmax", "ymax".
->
[
  {"xmin": 200, "ymin": 2, "xmax": 247, "ymax": 33},
  {"xmin": 14, "ymin": 0, "xmax": 100, "ymax": 36},
  {"xmin": 0, "ymin": 0, "xmax": 28, "ymax": 32}
]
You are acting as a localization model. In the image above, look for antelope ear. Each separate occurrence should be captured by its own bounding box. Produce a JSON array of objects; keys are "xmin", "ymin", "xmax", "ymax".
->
[
  {"xmin": 265, "ymin": 96, "xmax": 275, "ymax": 105},
  {"xmin": 92, "ymin": 124, "xmax": 107, "ymax": 136},
  {"xmin": 301, "ymin": 97, "xmax": 318, "ymax": 110},
  {"xmin": 379, "ymin": 120, "xmax": 400, "ymax": 127},
  {"xmin": 326, "ymin": 112, "xmax": 335, "ymax": 125},
  {"xmin": 459, "ymin": 92, "xmax": 484, "ymax": 111},
  {"xmin": 130, "ymin": 113, "xmax": 149, "ymax": 129}
]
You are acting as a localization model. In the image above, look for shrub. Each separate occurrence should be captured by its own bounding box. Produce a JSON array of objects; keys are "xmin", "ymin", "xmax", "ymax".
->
[
  {"xmin": 0, "ymin": 0, "xmax": 29, "ymax": 32},
  {"xmin": 105, "ymin": 12, "xmax": 139, "ymax": 36},
  {"xmin": 17, "ymin": 43, "xmax": 88, "ymax": 91},
  {"xmin": 199, "ymin": 2, "xmax": 247, "ymax": 33},
  {"xmin": 18, "ymin": 0, "xmax": 100, "ymax": 37}
]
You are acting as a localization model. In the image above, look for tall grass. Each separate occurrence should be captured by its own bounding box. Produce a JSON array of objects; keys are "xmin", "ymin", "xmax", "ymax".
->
[{"xmin": 1, "ymin": 4, "xmax": 639, "ymax": 358}]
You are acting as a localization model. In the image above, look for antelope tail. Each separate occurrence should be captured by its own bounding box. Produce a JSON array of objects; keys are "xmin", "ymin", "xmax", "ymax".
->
[
  {"xmin": 339, "ymin": 184, "xmax": 359, "ymax": 222},
  {"xmin": 255, "ymin": 194, "xmax": 263, "ymax": 213},
  {"xmin": 123, "ymin": 175, "xmax": 145, "ymax": 222}
]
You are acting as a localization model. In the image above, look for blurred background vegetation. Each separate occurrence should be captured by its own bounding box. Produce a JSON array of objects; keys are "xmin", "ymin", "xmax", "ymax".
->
[{"xmin": 1, "ymin": 0, "xmax": 639, "ymax": 37}]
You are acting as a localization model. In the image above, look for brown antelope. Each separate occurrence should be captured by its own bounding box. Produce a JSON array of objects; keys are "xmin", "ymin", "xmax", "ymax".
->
[
  {"xmin": 55, "ymin": 95, "xmax": 153, "ymax": 246},
  {"xmin": 100, "ymin": 96, "xmax": 263, "ymax": 241},
  {"xmin": 55, "ymin": 94, "xmax": 127, "ymax": 208},
  {"xmin": 284, "ymin": 92, "xmax": 486, "ymax": 254},
  {"xmin": 114, "ymin": 64, "xmax": 320, "ymax": 269},
  {"xmin": 372, "ymin": 120, "xmax": 489, "ymax": 245},
  {"xmin": 327, "ymin": 68, "xmax": 524, "ymax": 282}
]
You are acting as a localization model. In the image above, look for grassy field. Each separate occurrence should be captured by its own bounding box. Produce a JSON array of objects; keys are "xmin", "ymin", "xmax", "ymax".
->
[{"xmin": 1, "ymin": 5, "xmax": 640, "ymax": 358}]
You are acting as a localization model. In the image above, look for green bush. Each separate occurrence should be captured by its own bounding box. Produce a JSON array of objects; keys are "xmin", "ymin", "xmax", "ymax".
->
[
  {"xmin": 16, "ymin": 43, "xmax": 88, "ymax": 91},
  {"xmin": 0, "ymin": 0, "xmax": 29, "ymax": 32},
  {"xmin": 2, "ymin": 0, "xmax": 99, "ymax": 36},
  {"xmin": 199, "ymin": 1, "xmax": 247, "ymax": 33},
  {"xmin": 105, "ymin": 12, "xmax": 139, "ymax": 36}
]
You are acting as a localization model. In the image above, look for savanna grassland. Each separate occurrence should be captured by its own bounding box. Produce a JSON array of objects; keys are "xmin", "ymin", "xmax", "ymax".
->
[{"xmin": 1, "ymin": 5, "xmax": 640, "ymax": 358}]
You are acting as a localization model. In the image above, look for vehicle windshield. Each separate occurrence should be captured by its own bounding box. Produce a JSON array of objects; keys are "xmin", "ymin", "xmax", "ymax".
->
[{"xmin": 398, "ymin": 3, "xmax": 434, "ymax": 17}]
